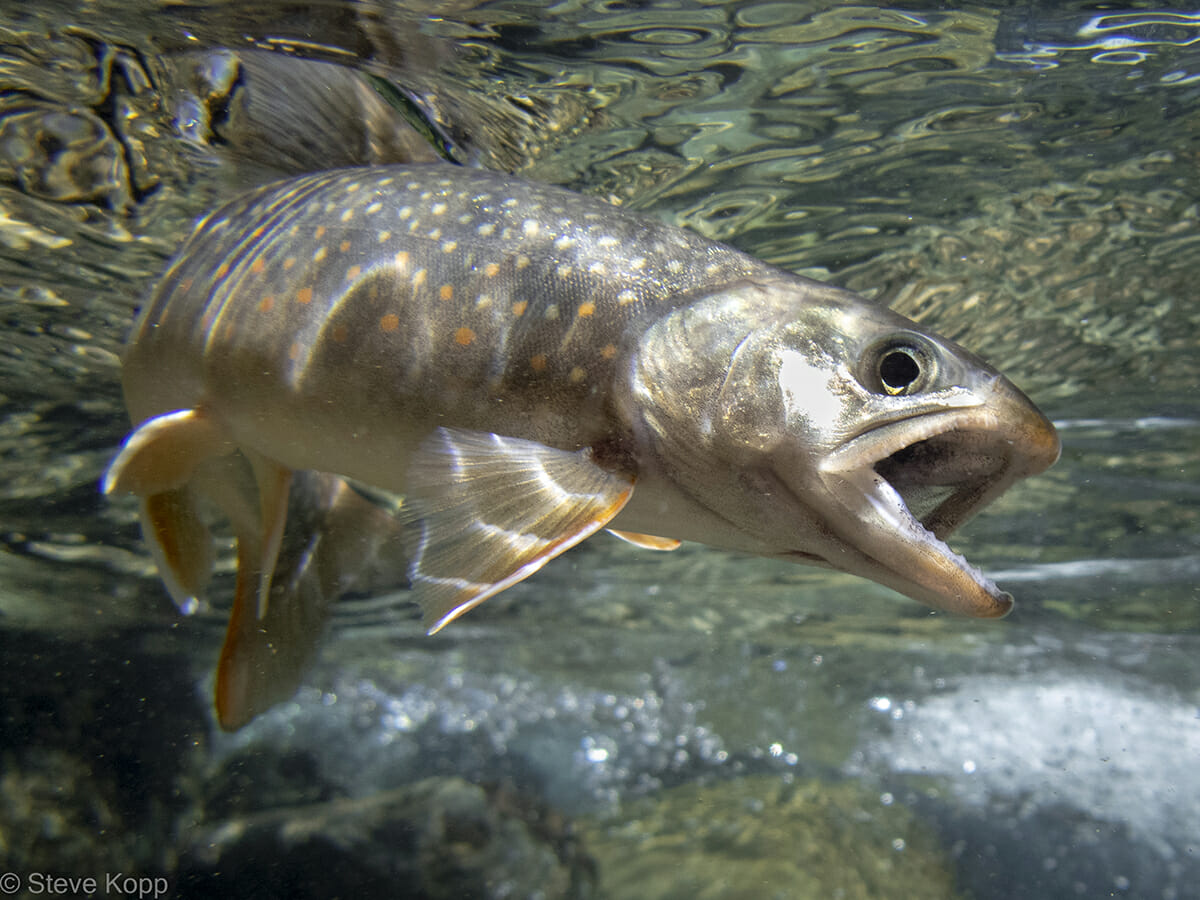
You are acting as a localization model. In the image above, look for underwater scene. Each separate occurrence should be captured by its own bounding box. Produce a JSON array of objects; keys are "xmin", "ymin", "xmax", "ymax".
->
[{"xmin": 1, "ymin": 1, "xmax": 1197, "ymax": 897}]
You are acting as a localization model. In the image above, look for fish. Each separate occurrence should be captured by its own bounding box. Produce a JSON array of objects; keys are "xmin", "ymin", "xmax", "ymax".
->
[{"xmin": 103, "ymin": 163, "xmax": 1060, "ymax": 729}]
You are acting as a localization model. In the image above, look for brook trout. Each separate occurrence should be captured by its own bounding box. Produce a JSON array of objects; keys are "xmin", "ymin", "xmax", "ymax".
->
[{"xmin": 104, "ymin": 164, "xmax": 1059, "ymax": 728}]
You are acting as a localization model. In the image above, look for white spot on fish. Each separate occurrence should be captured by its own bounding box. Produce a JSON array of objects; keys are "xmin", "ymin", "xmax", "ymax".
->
[
  {"xmin": 617, "ymin": 289, "xmax": 637, "ymax": 305},
  {"xmin": 556, "ymin": 264, "xmax": 574, "ymax": 279},
  {"xmin": 378, "ymin": 230, "xmax": 392, "ymax": 242},
  {"xmin": 478, "ymin": 223, "xmax": 496, "ymax": 237},
  {"xmin": 666, "ymin": 259, "xmax": 683, "ymax": 274},
  {"xmin": 631, "ymin": 257, "xmax": 646, "ymax": 270},
  {"xmin": 588, "ymin": 261, "xmax": 606, "ymax": 275},
  {"xmin": 366, "ymin": 201, "xmax": 382, "ymax": 215},
  {"xmin": 554, "ymin": 235, "xmax": 577, "ymax": 250},
  {"xmin": 502, "ymin": 198, "xmax": 519, "ymax": 208},
  {"xmin": 346, "ymin": 182, "xmax": 361, "ymax": 193},
  {"xmin": 428, "ymin": 228, "xmax": 442, "ymax": 240},
  {"xmin": 597, "ymin": 235, "xmax": 619, "ymax": 249},
  {"xmin": 457, "ymin": 213, "xmax": 473, "ymax": 225},
  {"xmin": 544, "ymin": 305, "xmax": 560, "ymax": 320},
  {"xmin": 313, "ymin": 246, "xmax": 327, "ymax": 263},
  {"xmin": 523, "ymin": 219, "xmax": 540, "ymax": 237},
  {"xmin": 432, "ymin": 202, "xmax": 447, "ymax": 216},
  {"xmin": 399, "ymin": 207, "xmax": 413, "ymax": 220},
  {"xmin": 442, "ymin": 240, "xmax": 458, "ymax": 253},
  {"xmin": 340, "ymin": 208, "xmax": 354, "ymax": 223}
]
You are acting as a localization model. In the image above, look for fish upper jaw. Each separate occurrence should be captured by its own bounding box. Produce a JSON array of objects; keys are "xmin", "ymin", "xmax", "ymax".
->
[{"xmin": 811, "ymin": 378, "xmax": 1061, "ymax": 617}]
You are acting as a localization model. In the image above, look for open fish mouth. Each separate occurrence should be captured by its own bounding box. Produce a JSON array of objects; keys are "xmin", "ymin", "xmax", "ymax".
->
[
  {"xmin": 874, "ymin": 428, "xmax": 1014, "ymax": 542},
  {"xmin": 817, "ymin": 394, "xmax": 1060, "ymax": 617}
]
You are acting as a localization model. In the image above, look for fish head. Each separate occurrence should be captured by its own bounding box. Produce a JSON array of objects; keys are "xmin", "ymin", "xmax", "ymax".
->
[{"xmin": 625, "ymin": 276, "xmax": 1061, "ymax": 617}]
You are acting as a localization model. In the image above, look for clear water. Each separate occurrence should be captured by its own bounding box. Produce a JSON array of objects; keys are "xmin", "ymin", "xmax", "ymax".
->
[{"xmin": 0, "ymin": 2, "xmax": 1197, "ymax": 898}]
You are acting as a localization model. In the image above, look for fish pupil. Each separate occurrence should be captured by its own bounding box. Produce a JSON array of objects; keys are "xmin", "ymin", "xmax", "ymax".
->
[{"xmin": 880, "ymin": 350, "xmax": 921, "ymax": 395}]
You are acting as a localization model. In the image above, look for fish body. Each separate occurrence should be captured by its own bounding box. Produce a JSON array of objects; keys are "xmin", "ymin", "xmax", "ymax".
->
[{"xmin": 105, "ymin": 164, "xmax": 1059, "ymax": 728}]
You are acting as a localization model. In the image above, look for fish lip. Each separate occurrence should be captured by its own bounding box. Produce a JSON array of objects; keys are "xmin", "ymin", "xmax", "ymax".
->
[{"xmin": 814, "ymin": 391, "xmax": 1060, "ymax": 617}]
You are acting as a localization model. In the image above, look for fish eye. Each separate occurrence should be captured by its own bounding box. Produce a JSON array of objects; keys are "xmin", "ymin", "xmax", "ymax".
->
[
  {"xmin": 860, "ymin": 336, "xmax": 935, "ymax": 397},
  {"xmin": 880, "ymin": 349, "xmax": 921, "ymax": 395}
]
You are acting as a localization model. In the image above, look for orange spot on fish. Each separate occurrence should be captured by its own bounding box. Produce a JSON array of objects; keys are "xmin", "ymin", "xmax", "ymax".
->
[
  {"xmin": 288, "ymin": 342, "xmax": 301, "ymax": 361},
  {"xmin": 339, "ymin": 240, "xmax": 351, "ymax": 253},
  {"xmin": 455, "ymin": 327, "xmax": 475, "ymax": 346},
  {"xmin": 179, "ymin": 277, "xmax": 194, "ymax": 293},
  {"xmin": 484, "ymin": 263, "xmax": 500, "ymax": 278},
  {"xmin": 315, "ymin": 225, "xmax": 326, "ymax": 240},
  {"xmin": 258, "ymin": 295, "xmax": 275, "ymax": 313},
  {"xmin": 283, "ymin": 257, "xmax": 296, "ymax": 271},
  {"xmin": 440, "ymin": 284, "xmax": 454, "ymax": 301},
  {"xmin": 530, "ymin": 354, "xmax": 547, "ymax": 372},
  {"xmin": 395, "ymin": 250, "xmax": 410, "ymax": 268},
  {"xmin": 380, "ymin": 313, "xmax": 400, "ymax": 333},
  {"xmin": 577, "ymin": 301, "xmax": 595, "ymax": 318},
  {"xmin": 512, "ymin": 300, "xmax": 528, "ymax": 317},
  {"xmin": 332, "ymin": 324, "xmax": 348, "ymax": 343},
  {"xmin": 346, "ymin": 265, "xmax": 362, "ymax": 281},
  {"xmin": 296, "ymin": 287, "xmax": 313, "ymax": 305},
  {"xmin": 248, "ymin": 259, "xmax": 264, "ymax": 276},
  {"xmin": 215, "ymin": 261, "xmax": 230, "ymax": 280},
  {"xmin": 601, "ymin": 343, "xmax": 617, "ymax": 359},
  {"xmin": 569, "ymin": 366, "xmax": 586, "ymax": 383},
  {"xmin": 250, "ymin": 225, "xmax": 266, "ymax": 240}
]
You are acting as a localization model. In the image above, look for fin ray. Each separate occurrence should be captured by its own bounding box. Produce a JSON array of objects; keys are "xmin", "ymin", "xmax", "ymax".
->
[{"xmin": 403, "ymin": 428, "xmax": 634, "ymax": 633}]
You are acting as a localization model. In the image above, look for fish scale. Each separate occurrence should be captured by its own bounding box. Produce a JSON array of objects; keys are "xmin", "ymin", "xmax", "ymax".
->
[
  {"xmin": 130, "ymin": 166, "xmax": 764, "ymax": 463},
  {"xmin": 104, "ymin": 162, "xmax": 1059, "ymax": 729}
]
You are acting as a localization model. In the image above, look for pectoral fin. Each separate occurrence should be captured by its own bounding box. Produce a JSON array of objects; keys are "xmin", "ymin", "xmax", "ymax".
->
[
  {"xmin": 607, "ymin": 530, "xmax": 682, "ymax": 551},
  {"xmin": 404, "ymin": 427, "xmax": 635, "ymax": 633}
]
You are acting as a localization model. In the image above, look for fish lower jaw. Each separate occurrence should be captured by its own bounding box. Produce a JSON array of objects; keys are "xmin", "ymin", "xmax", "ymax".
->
[
  {"xmin": 868, "ymin": 472, "xmax": 1007, "ymax": 602},
  {"xmin": 818, "ymin": 465, "xmax": 1012, "ymax": 618}
]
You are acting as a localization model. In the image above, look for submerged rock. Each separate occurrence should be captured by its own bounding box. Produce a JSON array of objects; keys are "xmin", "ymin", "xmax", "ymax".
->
[
  {"xmin": 178, "ymin": 776, "xmax": 596, "ymax": 900},
  {"xmin": 580, "ymin": 774, "xmax": 959, "ymax": 899}
]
